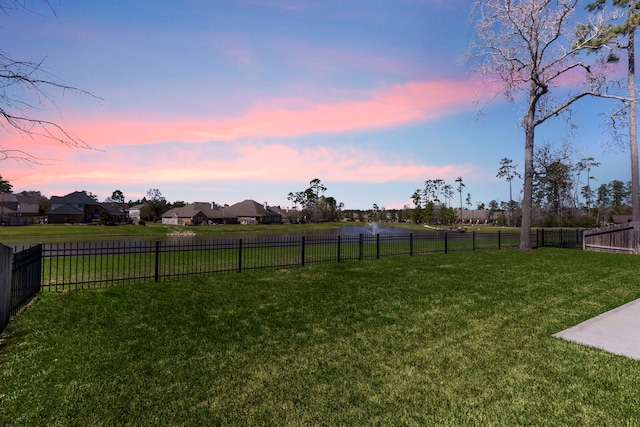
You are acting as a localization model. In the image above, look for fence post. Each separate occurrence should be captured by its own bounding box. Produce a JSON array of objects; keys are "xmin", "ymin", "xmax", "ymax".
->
[
  {"xmin": 238, "ymin": 239, "xmax": 243, "ymax": 273},
  {"xmin": 154, "ymin": 241, "xmax": 160, "ymax": 282},
  {"xmin": 337, "ymin": 235, "xmax": 341, "ymax": 262},
  {"xmin": 472, "ymin": 231, "xmax": 476, "ymax": 251},
  {"xmin": 444, "ymin": 232, "xmax": 448, "ymax": 254},
  {"xmin": 301, "ymin": 236, "xmax": 306, "ymax": 267},
  {"xmin": 498, "ymin": 230, "xmax": 501, "ymax": 249},
  {"xmin": 0, "ymin": 244, "xmax": 13, "ymax": 333},
  {"xmin": 359, "ymin": 234, "xmax": 364, "ymax": 261},
  {"xmin": 376, "ymin": 234, "xmax": 380, "ymax": 259},
  {"xmin": 409, "ymin": 233, "xmax": 413, "ymax": 256}
]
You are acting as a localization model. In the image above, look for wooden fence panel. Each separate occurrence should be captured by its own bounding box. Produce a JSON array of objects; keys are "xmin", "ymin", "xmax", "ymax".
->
[{"xmin": 583, "ymin": 222, "xmax": 640, "ymax": 254}]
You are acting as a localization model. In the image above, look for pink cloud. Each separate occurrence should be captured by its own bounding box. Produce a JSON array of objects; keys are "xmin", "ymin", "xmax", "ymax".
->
[
  {"xmin": 6, "ymin": 142, "xmax": 471, "ymax": 193},
  {"xmin": 39, "ymin": 78, "xmax": 478, "ymax": 148},
  {"xmin": 2, "ymin": 77, "xmax": 480, "ymax": 200}
]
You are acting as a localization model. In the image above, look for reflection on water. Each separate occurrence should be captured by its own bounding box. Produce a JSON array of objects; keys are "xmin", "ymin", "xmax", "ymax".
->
[{"xmin": 333, "ymin": 222, "xmax": 409, "ymax": 236}]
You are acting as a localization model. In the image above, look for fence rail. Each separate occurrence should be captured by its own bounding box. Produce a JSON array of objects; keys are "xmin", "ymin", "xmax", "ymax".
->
[
  {"xmin": 36, "ymin": 229, "xmax": 578, "ymax": 291},
  {"xmin": 583, "ymin": 222, "xmax": 640, "ymax": 254}
]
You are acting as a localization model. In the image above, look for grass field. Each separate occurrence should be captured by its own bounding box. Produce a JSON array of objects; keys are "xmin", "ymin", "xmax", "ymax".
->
[
  {"xmin": 2, "ymin": 248, "xmax": 638, "ymax": 425},
  {"xmin": 0, "ymin": 221, "xmax": 518, "ymax": 246}
]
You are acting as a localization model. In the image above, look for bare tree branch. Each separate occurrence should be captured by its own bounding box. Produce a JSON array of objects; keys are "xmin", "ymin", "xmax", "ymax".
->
[
  {"xmin": 468, "ymin": 0, "xmax": 613, "ymax": 249},
  {"xmin": 0, "ymin": 1, "xmax": 101, "ymax": 167}
]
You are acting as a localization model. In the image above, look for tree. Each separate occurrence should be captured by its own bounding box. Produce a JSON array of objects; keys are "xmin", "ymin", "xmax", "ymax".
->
[
  {"xmin": 470, "ymin": 0, "xmax": 607, "ymax": 248},
  {"xmin": 574, "ymin": 156, "xmax": 600, "ymax": 209},
  {"xmin": 443, "ymin": 184, "xmax": 454, "ymax": 208},
  {"xmin": 496, "ymin": 158, "xmax": 521, "ymax": 227},
  {"xmin": 106, "ymin": 189, "xmax": 126, "ymax": 209},
  {"xmin": 533, "ymin": 143, "xmax": 575, "ymax": 222},
  {"xmin": 111, "ymin": 190, "xmax": 125, "ymax": 205},
  {"xmin": 0, "ymin": 174, "xmax": 12, "ymax": 193},
  {"xmin": 609, "ymin": 179, "xmax": 630, "ymax": 207},
  {"xmin": 141, "ymin": 188, "xmax": 168, "ymax": 222},
  {"xmin": 488, "ymin": 199, "xmax": 500, "ymax": 222},
  {"xmin": 372, "ymin": 203, "xmax": 380, "ymax": 222},
  {"xmin": 0, "ymin": 1, "xmax": 96, "ymax": 163},
  {"xmin": 411, "ymin": 189, "xmax": 423, "ymax": 223},
  {"xmin": 455, "ymin": 177, "xmax": 465, "ymax": 223},
  {"xmin": 580, "ymin": 0, "xmax": 640, "ymax": 221},
  {"xmin": 596, "ymin": 182, "xmax": 611, "ymax": 223},
  {"xmin": 287, "ymin": 179, "xmax": 337, "ymax": 222}
]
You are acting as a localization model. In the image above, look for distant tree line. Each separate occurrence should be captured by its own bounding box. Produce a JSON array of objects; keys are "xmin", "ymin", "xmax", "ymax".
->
[{"xmin": 287, "ymin": 179, "xmax": 343, "ymax": 223}]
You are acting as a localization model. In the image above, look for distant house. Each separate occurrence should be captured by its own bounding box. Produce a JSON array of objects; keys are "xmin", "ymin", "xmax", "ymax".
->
[
  {"xmin": 0, "ymin": 192, "xmax": 41, "ymax": 225},
  {"xmin": 611, "ymin": 214, "xmax": 633, "ymax": 225},
  {"xmin": 128, "ymin": 203, "xmax": 146, "ymax": 224},
  {"xmin": 47, "ymin": 191, "xmax": 126, "ymax": 224},
  {"xmin": 268, "ymin": 206, "xmax": 301, "ymax": 224},
  {"xmin": 458, "ymin": 209, "xmax": 492, "ymax": 224},
  {"xmin": 223, "ymin": 200, "xmax": 282, "ymax": 224},
  {"xmin": 161, "ymin": 202, "xmax": 224, "ymax": 225}
]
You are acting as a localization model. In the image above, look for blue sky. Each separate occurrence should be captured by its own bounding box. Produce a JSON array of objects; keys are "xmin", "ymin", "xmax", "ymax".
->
[{"xmin": 0, "ymin": 0, "xmax": 631, "ymax": 210}]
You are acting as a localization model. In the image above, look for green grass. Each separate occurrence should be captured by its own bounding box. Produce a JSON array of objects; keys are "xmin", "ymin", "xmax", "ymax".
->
[
  {"xmin": 0, "ymin": 221, "xmax": 520, "ymax": 246},
  {"xmin": 2, "ymin": 248, "xmax": 639, "ymax": 425},
  {"xmin": 0, "ymin": 222, "xmax": 351, "ymax": 245}
]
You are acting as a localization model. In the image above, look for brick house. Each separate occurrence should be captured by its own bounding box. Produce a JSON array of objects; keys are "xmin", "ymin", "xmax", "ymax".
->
[
  {"xmin": 47, "ymin": 191, "xmax": 125, "ymax": 224},
  {"xmin": 0, "ymin": 192, "xmax": 41, "ymax": 225}
]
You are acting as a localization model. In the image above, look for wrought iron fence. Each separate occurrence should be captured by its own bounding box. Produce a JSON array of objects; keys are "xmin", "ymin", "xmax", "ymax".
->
[
  {"xmin": 0, "ymin": 228, "xmax": 585, "ymax": 295},
  {"xmin": 11, "ymin": 244, "xmax": 42, "ymax": 316},
  {"xmin": 534, "ymin": 228, "xmax": 584, "ymax": 249},
  {"xmin": 0, "ymin": 228, "xmax": 584, "ymax": 333},
  {"xmin": 33, "ymin": 229, "xmax": 576, "ymax": 291}
]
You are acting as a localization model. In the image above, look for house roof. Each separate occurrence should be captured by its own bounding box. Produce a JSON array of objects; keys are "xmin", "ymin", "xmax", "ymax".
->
[
  {"xmin": 102, "ymin": 204, "xmax": 125, "ymax": 215},
  {"xmin": 162, "ymin": 202, "xmax": 224, "ymax": 220},
  {"xmin": 50, "ymin": 191, "xmax": 99, "ymax": 205},
  {"xmin": 163, "ymin": 205, "xmax": 205, "ymax": 219},
  {"xmin": 14, "ymin": 193, "xmax": 37, "ymax": 204},
  {"xmin": 612, "ymin": 214, "xmax": 633, "ymax": 224},
  {"xmin": 0, "ymin": 193, "xmax": 18, "ymax": 203},
  {"xmin": 47, "ymin": 191, "xmax": 124, "ymax": 216},
  {"xmin": 268, "ymin": 205, "xmax": 299, "ymax": 219},
  {"xmin": 47, "ymin": 204, "xmax": 85, "ymax": 215},
  {"xmin": 223, "ymin": 199, "xmax": 279, "ymax": 218}
]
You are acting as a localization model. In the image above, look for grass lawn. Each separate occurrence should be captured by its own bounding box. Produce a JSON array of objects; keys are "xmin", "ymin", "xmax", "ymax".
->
[
  {"xmin": 0, "ymin": 221, "xmax": 517, "ymax": 246},
  {"xmin": 2, "ymin": 248, "xmax": 640, "ymax": 425},
  {"xmin": 0, "ymin": 222, "xmax": 349, "ymax": 245}
]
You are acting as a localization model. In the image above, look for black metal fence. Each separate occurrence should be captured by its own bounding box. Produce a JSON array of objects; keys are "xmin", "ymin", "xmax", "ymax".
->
[
  {"xmin": 0, "ymin": 228, "xmax": 584, "ymax": 334},
  {"xmin": 11, "ymin": 244, "xmax": 42, "ymax": 316},
  {"xmin": 33, "ymin": 229, "xmax": 581, "ymax": 291},
  {"xmin": 534, "ymin": 228, "xmax": 584, "ymax": 248}
]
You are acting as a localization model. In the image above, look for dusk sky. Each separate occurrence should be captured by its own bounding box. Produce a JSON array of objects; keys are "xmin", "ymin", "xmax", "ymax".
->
[{"xmin": 0, "ymin": 0, "xmax": 633, "ymax": 210}]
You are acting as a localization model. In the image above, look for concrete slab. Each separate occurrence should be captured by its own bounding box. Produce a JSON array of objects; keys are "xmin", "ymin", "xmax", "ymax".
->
[{"xmin": 554, "ymin": 298, "xmax": 640, "ymax": 360}]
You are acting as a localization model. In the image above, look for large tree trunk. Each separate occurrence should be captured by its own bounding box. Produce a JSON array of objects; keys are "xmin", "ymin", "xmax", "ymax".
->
[
  {"xmin": 629, "ymin": 28, "xmax": 640, "ymax": 222},
  {"xmin": 520, "ymin": 89, "xmax": 537, "ymax": 250}
]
